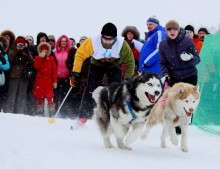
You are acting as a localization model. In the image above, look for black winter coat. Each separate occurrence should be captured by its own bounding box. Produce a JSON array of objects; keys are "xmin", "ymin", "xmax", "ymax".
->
[{"xmin": 159, "ymin": 28, "xmax": 200, "ymax": 79}]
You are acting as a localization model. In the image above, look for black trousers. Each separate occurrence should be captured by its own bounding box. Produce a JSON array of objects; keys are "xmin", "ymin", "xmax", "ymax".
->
[
  {"xmin": 78, "ymin": 64, "xmax": 122, "ymax": 118},
  {"xmin": 170, "ymin": 74, "xmax": 198, "ymax": 87}
]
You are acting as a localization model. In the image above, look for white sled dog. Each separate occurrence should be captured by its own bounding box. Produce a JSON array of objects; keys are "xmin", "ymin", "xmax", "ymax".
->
[
  {"xmin": 142, "ymin": 82, "xmax": 200, "ymax": 152},
  {"xmin": 92, "ymin": 72, "xmax": 165, "ymax": 150}
]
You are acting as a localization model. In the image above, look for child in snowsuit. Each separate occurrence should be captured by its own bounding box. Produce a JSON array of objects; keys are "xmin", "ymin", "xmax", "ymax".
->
[{"xmin": 33, "ymin": 42, "xmax": 57, "ymax": 117}]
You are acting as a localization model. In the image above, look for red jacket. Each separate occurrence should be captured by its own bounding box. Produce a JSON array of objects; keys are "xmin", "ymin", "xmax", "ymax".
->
[{"xmin": 33, "ymin": 56, "xmax": 57, "ymax": 99}]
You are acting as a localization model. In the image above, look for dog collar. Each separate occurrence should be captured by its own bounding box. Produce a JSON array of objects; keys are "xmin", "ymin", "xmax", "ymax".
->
[{"xmin": 126, "ymin": 100, "xmax": 137, "ymax": 123}]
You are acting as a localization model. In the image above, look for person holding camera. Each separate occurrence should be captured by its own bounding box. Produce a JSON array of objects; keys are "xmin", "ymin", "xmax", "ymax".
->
[
  {"xmin": 5, "ymin": 36, "xmax": 33, "ymax": 114},
  {"xmin": 184, "ymin": 25, "xmax": 203, "ymax": 54},
  {"xmin": 0, "ymin": 36, "xmax": 10, "ymax": 71},
  {"xmin": 0, "ymin": 36, "xmax": 10, "ymax": 111}
]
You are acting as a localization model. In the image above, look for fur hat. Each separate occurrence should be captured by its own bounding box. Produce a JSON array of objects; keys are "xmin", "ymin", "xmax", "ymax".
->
[
  {"xmin": 198, "ymin": 28, "xmax": 210, "ymax": 34},
  {"xmin": 0, "ymin": 36, "xmax": 9, "ymax": 52},
  {"xmin": 165, "ymin": 20, "xmax": 180, "ymax": 31},
  {"xmin": 0, "ymin": 29, "xmax": 15, "ymax": 46},
  {"xmin": 147, "ymin": 16, "xmax": 159, "ymax": 25},
  {"xmin": 37, "ymin": 42, "xmax": 51, "ymax": 56},
  {"xmin": 101, "ymin": 22, "xmax": 117, "ymax": 37},
  {"xmin": 121, "ymin": 26, "xmax": 140, "ymax": 40},
  {"xmin": 14, "ymin": 36, "xmax": 26, "ymax": 45}
]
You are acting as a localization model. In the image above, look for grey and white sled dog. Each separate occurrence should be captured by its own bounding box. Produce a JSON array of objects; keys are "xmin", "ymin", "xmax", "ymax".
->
[
  {"xmin": 142, "ymin": 82, "xmax": 200, "ymax": 152},
  {"xmin": 92, "ymin": 72, "xmax": 165, "ymax": 150}
]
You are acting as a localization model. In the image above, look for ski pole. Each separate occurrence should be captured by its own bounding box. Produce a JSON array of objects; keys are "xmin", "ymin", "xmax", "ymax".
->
[{"xmin": 48, "ymin": 86, "xmax": 73, "ymax": 124}]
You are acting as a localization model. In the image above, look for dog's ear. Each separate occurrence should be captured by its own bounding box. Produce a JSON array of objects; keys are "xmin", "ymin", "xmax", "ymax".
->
[
  {"xmin": 161, "ymin": 76, "xmax": 166, "ymax": 84},
  {"xmin": 127, "ymin": 74, "xmax": 139, "ymax": 90},
  {"xmin": 194, "ymin": 85, "xmax": 200, "ymax": 93},
  {"xmin": 178, "ymin": 85, "xmax": 185, "ymax": 94}
]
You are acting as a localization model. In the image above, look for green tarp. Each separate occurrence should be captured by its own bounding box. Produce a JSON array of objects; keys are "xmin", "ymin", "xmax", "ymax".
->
[{"xmin": 193, "ymin": 33, "xmax": 220, "ymax": 135}]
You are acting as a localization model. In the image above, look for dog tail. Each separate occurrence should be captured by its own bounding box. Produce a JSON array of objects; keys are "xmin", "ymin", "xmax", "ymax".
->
[{"xmin": 92, "ymin": 86, "xmax": 111, "ymax": 133}]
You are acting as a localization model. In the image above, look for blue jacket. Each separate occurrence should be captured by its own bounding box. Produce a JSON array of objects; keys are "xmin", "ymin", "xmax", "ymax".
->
[
  {"xmin": 139, "ymin": 25, "xmax": 166, "ymax": 76},
  {"xmin": 159, "ymin": 28, "xmax": 200, "ymax": 79},
  {"xmin": 0, "ymin": 53, "xmax": 10, "ymax": 71}
]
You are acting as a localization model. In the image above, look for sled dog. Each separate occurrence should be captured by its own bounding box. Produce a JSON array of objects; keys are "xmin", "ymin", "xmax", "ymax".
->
[
  {"xmin": 92, "ymin": 72, "xmax": 165, "ymax": 150},
  {"xmin": 142, "ymin": 82, "xmax": 200, "ymax": 152}
]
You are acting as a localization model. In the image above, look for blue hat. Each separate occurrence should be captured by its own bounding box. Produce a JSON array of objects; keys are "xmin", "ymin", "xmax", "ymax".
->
[{"xmin": 147, "ymin": 16, "xmax": 159, "ymax": 25}]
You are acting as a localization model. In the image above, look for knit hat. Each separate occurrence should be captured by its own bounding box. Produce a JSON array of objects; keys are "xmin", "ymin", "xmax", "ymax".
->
[
  {"xmin": 14, "ymin": 36, "xmax": 26, "ymax": 45},
  {"xmin": 147, "ymin": 16, "xmax": 159, "ymax": 25},
  {"xmin": 79, "ymin": 36, "xmax": 87, "ymax": 42},
  {"xmin": 198, "ymin": 28, "xmax": 210, "ymax": 34},
  {"xmin": 184, "ymin": 25, "xmax": 194, "ymax": 33},
  {"xmin": 101, "ymin": 22, "xmax": 117, "ymax": 37},
  {"xmin": 165, "ymin": 20, "xmax": 180, "ymax": 31},
  {"xmin": 48, "ymin": 35, "xmax": 56, "ymax": 42}
]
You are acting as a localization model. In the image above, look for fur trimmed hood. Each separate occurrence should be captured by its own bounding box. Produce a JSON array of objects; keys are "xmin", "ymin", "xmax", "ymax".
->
[
  {"xmin": 121, "ymin": 26, "xmax": 140, "ymax": 40},
  {"xmin": 55, "ymin": 34, "xmax": 71, "ymax": 52},
  {"xmin": 0, "ymin": 29, "xmax": 15, "ymax": 46},
  {"xmin": 37, "ymin": 42, "xmax": 51, "ymax": 56},
  {"xmin": 0, "ymin": 36, "xmax": 9, "ymax": 52}
]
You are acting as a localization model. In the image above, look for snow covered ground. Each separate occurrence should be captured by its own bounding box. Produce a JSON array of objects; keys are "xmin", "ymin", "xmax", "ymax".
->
[{"xmin": 0, "ymin": 112, "xmax": 220, "ymax": 169}]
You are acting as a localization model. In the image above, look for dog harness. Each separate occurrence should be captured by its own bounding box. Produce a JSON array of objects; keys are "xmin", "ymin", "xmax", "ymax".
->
[
  {"xmin": 156, "ymin": 97, "xmax": 168, "ymax": 104},
  {"xmin": 126, "ymin": 100, "xmax": 137, "ymax": 123}
]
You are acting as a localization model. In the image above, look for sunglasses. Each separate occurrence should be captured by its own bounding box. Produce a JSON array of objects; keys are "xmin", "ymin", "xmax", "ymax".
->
[{"xmin": 167, "ymin": 27, "xmax": 179, "ymax": 31}]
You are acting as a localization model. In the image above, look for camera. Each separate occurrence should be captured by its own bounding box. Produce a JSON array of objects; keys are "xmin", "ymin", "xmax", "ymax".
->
[{"xmin": 185, "ymin": 30, "xmax": 191, "ymax": 35}]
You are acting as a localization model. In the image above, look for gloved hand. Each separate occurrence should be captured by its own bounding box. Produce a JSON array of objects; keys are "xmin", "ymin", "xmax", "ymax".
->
[
  {"xmin": 180, "ymin": 51, "xmax": 194, "ymax": 61},
  {"xmin": 162, "ymin": 74, "xmax": 170, "ymax": 86},
  {"xmin": 39, "ymin": 51, "xmax": 46, "ymax": 58},
  {"xmin": 53, "ymin": 83, "xmax": 57, "ymax": 89},
  {"xmin": 69, "ymin": 72, "xmax": 80, "ymax": 87}
]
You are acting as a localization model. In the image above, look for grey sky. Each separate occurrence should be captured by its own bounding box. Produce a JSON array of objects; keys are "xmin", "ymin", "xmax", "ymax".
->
[{"xmin": 0, "ymin": 0, "xmax": 219, "ymax": 42}]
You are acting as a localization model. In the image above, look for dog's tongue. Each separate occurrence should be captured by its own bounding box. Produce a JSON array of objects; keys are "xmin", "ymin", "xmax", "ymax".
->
[
  {"xmin": 184, "ymin": 108, "xmax": 192, "ymax": 116},
  {"xmin": 148, "ymin": 94, "xmax": 155, "ymax": 102},
  {"xmin": 186, "ymin": 112, "xmax": 191, "ymax": 116}
]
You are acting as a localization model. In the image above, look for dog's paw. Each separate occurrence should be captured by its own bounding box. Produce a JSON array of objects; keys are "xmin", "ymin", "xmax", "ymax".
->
[
  {"xmin": 125, "ymin": 132, "xmax": 141, "ymax": 145},
  {"xmin": 105, "ymin": 144, "xmax": 114, "ymax": 149},
  {"xmin": 181, "ymin": 146, "xmax": 188, "ymax": 152},
  {"xmin": 104, "ymin": 140, "xmax": 114, "ymax": 149},
  {"xmin": 161, "ymin": 142, "xmax": 167, "ymax": 148},
  {"xmin": 118, "ymin": 144, "xmax": 132, "ymax": 151}
]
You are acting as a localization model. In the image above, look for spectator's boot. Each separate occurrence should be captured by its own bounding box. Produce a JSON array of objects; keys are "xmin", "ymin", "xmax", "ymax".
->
[
  {"xmin": 48, "ymin": 104, "xmax": 56, "ymax": 118},
  {"xmin": 36, "ymin": 105, "xmax": 43, "ymax": 116}
]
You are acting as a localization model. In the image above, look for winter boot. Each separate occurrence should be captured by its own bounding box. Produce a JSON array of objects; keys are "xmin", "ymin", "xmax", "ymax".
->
[
  {"xmin": 48, "ymin": 104, "xmax": 56, "ymax": 117},
  {"xmin": 36, "ymin": 105, "xmax": 43, "ymax": 116}
]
